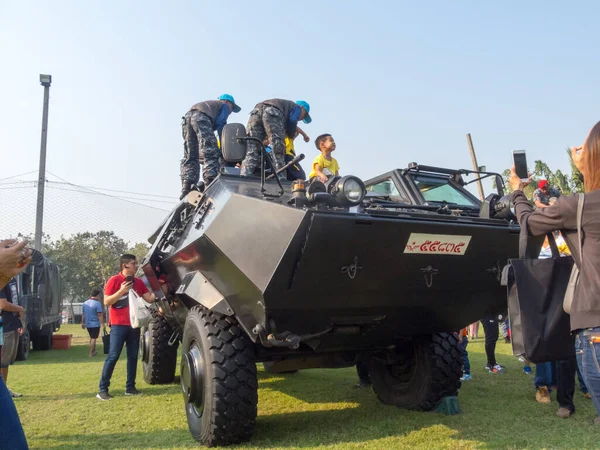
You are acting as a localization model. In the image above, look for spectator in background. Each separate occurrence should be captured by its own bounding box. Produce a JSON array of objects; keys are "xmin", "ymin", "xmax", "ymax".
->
[
  {"xmin": 481, "ymin": 314, "xmax": 505, "ymax": 373},
  {"xmin": 0, "ymin": 238, "xmax": 32, "ymax": 449},
  {"xmin": 0, "ymin": 276, "xmax": 25, "ymax": 398},
  {"xmin": 536, "ymin": 230, "xmax": 576, "ymax": 413},
  {"xmin": 578, "ymin": 368, "xmax": 591, "ymax": 399},
  {"xmin": 500, "ymin": 317, "xmax": 511, "ymax": 344},
  {"xmin": 469, "ymin": 322, "xmax": 479, "ymax": 339},
  {"xmin": 534, "ymin": 361, "xmax": 557, "ymax": 404},
  {"xmin": 509, "ymin": 120, "xmax": 600, "ymax": 423},
  {"xmin": 355, "ymin": 360, "xmax": 371, "ymax": 388},
  {"xmin": 459, "ymin": 327, "xmax": 472, "ymax": 381},
  {"xmin": 533, "ymin": 180, "xmax": 561, "ymax": 209},
  {"xmin": 81, "ymin": 287, "xmax": 105, "ymax": 357}
]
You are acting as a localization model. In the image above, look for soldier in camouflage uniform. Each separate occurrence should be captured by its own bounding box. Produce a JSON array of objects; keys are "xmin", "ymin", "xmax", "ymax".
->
[
  {"xmin": 180, "ymin": 94, "xmax": 241, "ymax": 198},
  {"xmin": 240, "ymin": 99, "xmax": 311, "ymax": 177}
]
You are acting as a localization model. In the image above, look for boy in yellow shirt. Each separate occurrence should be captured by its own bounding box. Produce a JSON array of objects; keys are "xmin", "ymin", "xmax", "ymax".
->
[{"xmin": 309, "ymin": 134, "xmax": 340, "ymax": 182}]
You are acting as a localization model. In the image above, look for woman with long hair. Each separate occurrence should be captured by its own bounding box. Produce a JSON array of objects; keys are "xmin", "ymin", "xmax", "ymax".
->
[{"xmin": 508, "ymin": 121, "xmax": 600, "ymax": 423}]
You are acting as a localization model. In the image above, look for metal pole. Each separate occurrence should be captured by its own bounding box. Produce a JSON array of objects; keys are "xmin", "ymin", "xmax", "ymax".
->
[
  {"xmin": 466, "ymin": 133, "xmax": 485, "ymax": 201},
  {"xmin": 35, "ymin": 74, "xmax": 52, "ymax": 250}
]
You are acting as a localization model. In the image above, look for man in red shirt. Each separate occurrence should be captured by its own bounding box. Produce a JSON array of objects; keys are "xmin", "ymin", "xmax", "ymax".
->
[{"xmin": 97, "ymin": 254, "xmax": 155, "ymax": 400}]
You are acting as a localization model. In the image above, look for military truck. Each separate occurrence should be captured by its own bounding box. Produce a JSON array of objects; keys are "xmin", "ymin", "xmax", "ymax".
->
[
  {"xmin": 138, "ymin": 124, "xmax": 520, "ymax": 446},
  {"xmin": 14, "ymin": 249, "xmax": 62, "ymax": 360}
]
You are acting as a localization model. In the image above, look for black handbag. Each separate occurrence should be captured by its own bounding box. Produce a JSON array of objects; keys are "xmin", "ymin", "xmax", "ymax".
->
[
  {"xmin": 102, "ymin": 327, "xmax": 110, "ymax": 355},
  {"xmin": 507, "ymin": 223, "xmax": 575, "ymax": 363}
]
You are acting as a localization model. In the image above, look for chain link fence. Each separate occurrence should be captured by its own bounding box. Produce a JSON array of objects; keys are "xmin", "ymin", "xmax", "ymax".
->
[{"xmin": 0, "ymin": 173, "xmax": 176, "ymax": 245}]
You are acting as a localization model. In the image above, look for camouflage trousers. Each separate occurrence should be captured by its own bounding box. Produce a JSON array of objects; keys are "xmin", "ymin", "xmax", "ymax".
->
[
  {"xmin": 240, "ymin": 105, "xmax": 286, "ymax": 176},
  {"xmin": 180, "ymin": 111, "xmax": 221, "ymax": 186}
]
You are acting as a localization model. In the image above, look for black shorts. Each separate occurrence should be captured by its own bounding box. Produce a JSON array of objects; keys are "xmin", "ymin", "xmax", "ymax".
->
[{"xmin": 87, "ymin": 327, "xmax": 100, "ymax": 339}]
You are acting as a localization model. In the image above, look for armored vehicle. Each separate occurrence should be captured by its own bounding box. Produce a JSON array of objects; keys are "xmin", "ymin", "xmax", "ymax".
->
[
  {"xmin": 14, "ymin": 249, "xmax": 62, "ymax": 360},
  {"xmin": 139, "ymin": 124, "xmax": 520, "ymax": 446}
]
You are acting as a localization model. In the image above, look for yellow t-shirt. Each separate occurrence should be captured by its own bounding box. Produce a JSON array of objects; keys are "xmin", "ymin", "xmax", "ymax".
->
[{"xmin": 309, "ymin": 153, "xmax": 340, "ymax": 179}]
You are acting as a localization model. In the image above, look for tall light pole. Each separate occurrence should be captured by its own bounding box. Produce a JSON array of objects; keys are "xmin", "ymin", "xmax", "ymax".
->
[{"xmin": 35, "ymin": 74, "xmax": 52, "ymax": 251}]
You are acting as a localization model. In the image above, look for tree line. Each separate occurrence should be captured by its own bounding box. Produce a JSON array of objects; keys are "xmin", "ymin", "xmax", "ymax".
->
[
  {"xmin": 20, "ymin": 231, "xmax": 149, "ymax": 303},
  {"xmin": 501, "ymin": 148, "xmax": 584, "ymax": 196}
]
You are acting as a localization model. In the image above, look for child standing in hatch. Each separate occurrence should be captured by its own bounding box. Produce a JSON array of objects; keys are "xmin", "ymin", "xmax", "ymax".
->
[{"xmin": 309, "ymin": 134, "xmax": 340, "ymax": 182}]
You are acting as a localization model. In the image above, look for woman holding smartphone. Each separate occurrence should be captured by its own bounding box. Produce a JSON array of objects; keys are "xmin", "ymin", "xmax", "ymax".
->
[{"xmin": 508, "ymin": 120, "xmax": 600, "ymax": 423}]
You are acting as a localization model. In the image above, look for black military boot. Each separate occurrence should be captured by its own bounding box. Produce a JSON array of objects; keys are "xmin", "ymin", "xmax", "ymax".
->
[{"xmin": 180, "ymin": 182, "xmax": 191, "ymax": 200}]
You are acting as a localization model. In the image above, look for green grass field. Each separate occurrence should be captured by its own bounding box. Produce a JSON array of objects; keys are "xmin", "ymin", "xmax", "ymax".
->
[{"xmin": 7, "ymin": 324, "xmax": 598, "ymax": 449}]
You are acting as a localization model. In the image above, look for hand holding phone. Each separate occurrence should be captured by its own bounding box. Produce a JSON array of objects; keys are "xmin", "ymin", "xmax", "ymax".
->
[
  {"xmin": 512, "ymin": 150, "xmax": 529, "ymax": 182},
  {"xmin": 125, "ymin": 275, "xmax": 134, "ymax": 284}
]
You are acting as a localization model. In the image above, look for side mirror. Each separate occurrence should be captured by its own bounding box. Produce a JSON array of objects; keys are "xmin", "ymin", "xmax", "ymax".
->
[
  {"xmin": 221, "ymin": 123, "xmax": 248, "ymax": 162},
  {"xmin": 495, "ymin": 174, "xmax": 505, "ymax": 196}
]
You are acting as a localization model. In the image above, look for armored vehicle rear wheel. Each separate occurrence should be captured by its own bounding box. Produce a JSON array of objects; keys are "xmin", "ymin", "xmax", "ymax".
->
[
  {"xmin": 369, "ymin": 332, "xmax": 462, "ymax": 411},
  {"xmin": 142, "ymin": 311, "xmax": 179, "ymax": 384},
  {"xmin": 180, "ymin": 306, "xmax": 258, "ymax": 447}
]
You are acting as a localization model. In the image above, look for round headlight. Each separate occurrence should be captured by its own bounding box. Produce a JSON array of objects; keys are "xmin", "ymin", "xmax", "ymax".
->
[
  {"xmin": 343, "ymin": 178, "xmax": 364, "ymax": 202},
  {"xmin": 333, "ymin": 176, "xmax": 366, "ymax": 206}
]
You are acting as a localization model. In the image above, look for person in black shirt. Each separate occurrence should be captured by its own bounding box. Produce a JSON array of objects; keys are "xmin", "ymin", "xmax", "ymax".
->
[{"xmin": 0, "ymin": 278, "xmax": 24, "ymax": 398}]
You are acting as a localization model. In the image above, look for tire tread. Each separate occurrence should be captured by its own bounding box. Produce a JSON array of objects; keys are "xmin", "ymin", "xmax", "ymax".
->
[{"xmin": 190, "ymin": 306, "xmax": 257, "ymax": 447}]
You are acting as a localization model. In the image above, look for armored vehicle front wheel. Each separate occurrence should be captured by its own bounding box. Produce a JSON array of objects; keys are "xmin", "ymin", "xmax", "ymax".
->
[
  {"xmin": 180, "ymin": 306, "xmax": 258, "ymax": 447},
  {"xmin": 142, "ymin": 311, "xmax": 179, "ymax": 384},
  {"xmin": 369, "ymin": 332, "xmax": 462, "ymax": 411}
]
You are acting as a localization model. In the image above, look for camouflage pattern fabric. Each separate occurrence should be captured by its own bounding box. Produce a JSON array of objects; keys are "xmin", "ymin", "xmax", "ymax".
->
[
  {"xmin": 180, "ymin": 111, "xmax": 199, "ymax": 186},
  {"xmin": 180, "ymin": 111, "xmax": 221, "ymax": 186},
  {"xmin": 240, "ymin": 106, "xmax": 286, "ymax": 176}
]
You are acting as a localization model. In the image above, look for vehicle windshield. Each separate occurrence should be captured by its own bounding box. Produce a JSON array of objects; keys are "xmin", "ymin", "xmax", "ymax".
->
[
  {"xmin": 366, "ymin": 179, "xmax": 400, "ymax": 197},
  {"xmin": 365, "ymin": 178, "xmax": 410, "ymax": 203},
  {"xmin": 411, "ymin": 174, "xmax": 479, "ymax": 207}
]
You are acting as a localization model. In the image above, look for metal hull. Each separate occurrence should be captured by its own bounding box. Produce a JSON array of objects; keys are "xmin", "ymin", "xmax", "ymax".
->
[{"xmin": 143, "ymin": 175, "xmax": 519, "ymax": 356}]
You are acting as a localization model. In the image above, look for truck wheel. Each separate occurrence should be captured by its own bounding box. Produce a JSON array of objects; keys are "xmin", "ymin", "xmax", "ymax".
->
[
  {"xmin": 180, "ymin": 306, "xmax": 257, "ymax": 447},
  {"xmin": 142, "ymin": 311, "xmax": 179, "ymax": 384},
  {"xmin": 15, "ymin": 330, "xmax": 30, "ymax": 361},
  {"xmin": 369, "ymin": 332, "xmax": 462, "ymax": 411}
]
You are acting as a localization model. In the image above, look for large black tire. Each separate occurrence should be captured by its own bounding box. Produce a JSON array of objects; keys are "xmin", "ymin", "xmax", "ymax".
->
[
  {"xmin": 180, "ymin": 306, "xmax": 257, "ymax": 447},
  {"xmin": 142, "ymin": 312, "xmax": 179, "ymax": 384},
  {"xmin": 369, "ymin": 332, "xmax": 462, "ymax": 411},
  {"xmin": 15, "ymin": 330, "xmax": 30, "ymax": 361}
]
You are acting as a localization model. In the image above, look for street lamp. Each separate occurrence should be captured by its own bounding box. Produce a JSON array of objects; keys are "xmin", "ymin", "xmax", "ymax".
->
[
  {"xmin": 34, "ymin": 74, "xmax": 52, "ymax": 250},
  {"xmin": 39, "ymin": 74, "xmax": 52, "ymax": 87}
]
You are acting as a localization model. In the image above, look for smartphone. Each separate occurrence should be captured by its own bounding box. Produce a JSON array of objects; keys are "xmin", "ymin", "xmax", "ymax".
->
[
  {"xmin": 125, "ymin": 275, "xmax": 134, "ymax": 284},
  {"xmin": 512, "ymin": 150, "xmax": 528, "ymax": 181}
]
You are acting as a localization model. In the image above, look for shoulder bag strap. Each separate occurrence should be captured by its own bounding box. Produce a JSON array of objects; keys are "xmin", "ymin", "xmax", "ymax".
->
[
  {"xmin": 576, "ymin": 193, "xmax": 584, "ymax": 266},
  {"xmin": 518, "ymin": 216, "xmax": 557, "ymax": 259},
  {"xmin": 518, "ymin": 217, "xmax": 529, "ymax": 259}
]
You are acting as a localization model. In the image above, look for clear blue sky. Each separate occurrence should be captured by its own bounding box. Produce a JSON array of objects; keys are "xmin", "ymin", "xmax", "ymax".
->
[{"xmin": 1, "ymin": 1, "xmax": 597, "ymax": 202}]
